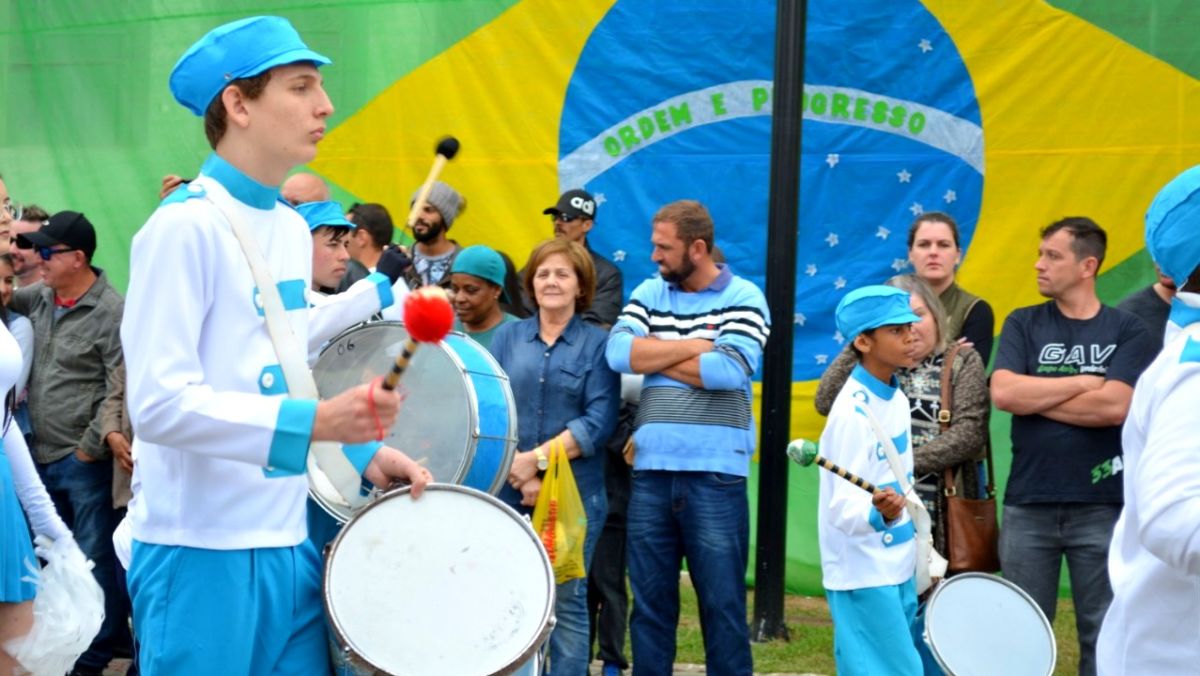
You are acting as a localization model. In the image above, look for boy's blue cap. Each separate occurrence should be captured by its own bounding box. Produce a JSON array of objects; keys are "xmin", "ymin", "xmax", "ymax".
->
[
  {"xmin": 451, "ymin": 245, "xmax": 510, "ymax": 301},
  {"xmin": 296, "ymin": 201, "xmax": 353, "ymax": 231},
  {"xmin": 835, "ymin": 285, "xmax": 920, "ymax": 341},
  {"xmin": 170, "ymin": 16, "xmax": 331, "ymax": 117},
  {"xmin": 1146, "ymin": 164, "xmax": 1200, "ymax": 287}
]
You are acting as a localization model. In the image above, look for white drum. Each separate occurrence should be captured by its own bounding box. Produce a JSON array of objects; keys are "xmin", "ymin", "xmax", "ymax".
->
[
  {"xmin": 923, "ymin": 572, "xmax": 1056, "ymax": 676},
  {"xmin": 324, "ymin": 485, "xmax": 555, "ymax": 675},
  {"xmin": 311, "ymin": 322, "xmax": 518, "ymax": 523}
]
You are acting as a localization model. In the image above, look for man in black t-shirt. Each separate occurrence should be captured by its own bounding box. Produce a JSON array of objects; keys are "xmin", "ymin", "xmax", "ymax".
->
[{"xmin": 991, "ymin": 217, "xmax": 1153, "ymax": 676}]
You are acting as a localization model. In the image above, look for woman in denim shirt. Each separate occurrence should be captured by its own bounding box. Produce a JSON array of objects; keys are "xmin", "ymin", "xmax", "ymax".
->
[{"xmin": 490, "ymin": 238, "xmax": 619, "ymax": 676}]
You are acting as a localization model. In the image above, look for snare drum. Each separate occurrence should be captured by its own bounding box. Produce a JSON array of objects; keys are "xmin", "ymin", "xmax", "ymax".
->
[
  {"xmin": 324, "ymin": 485, "xmax": 555, "ymax": 675},
  {"xmin": 311, "ymin": 322, "xmax": 518, "ymax": 522},
  {"xmin": 923, "ymin": 572, "xmax": 1056, "ymax": 676}
]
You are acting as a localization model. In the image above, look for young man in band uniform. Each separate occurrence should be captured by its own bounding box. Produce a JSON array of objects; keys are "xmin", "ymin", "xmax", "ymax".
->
[{"xmin": 121, "ymin": 17, "xmax": 428, "ymax": 674}]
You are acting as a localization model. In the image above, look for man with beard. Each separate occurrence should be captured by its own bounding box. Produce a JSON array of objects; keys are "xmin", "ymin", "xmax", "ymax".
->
[
  {"xmin": 405, "ymin": 180, "xmax": 464, "ymax": 289},
  {"xmin": 605, "ymin": 200, "xmax": 770, "ymax": 676}
]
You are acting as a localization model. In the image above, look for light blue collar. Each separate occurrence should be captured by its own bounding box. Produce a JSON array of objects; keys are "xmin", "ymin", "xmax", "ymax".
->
[
  {"xmin": 851, "ymin": 363, "xmax": 899, "ymax": 400},
  {"xmin": 200, "ymin": 153, "xmax": 281, "ymax": 210},
  {"xmin": 1169, "ymin": 296, "xmax": 1200, "ymax": 329}
]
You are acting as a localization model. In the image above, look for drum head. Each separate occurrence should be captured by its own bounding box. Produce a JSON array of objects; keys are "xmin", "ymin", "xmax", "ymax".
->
[
  {"xmin": 924, "ymin": 573, "xmax": 1056, "ymax": 676},
  {"xmin": 314, "ymin": 323, "xmax": 479, "ymax": 496},
  {"xmin": 325, "ymin": 485, "xmax": 555, "ymax": 675}
]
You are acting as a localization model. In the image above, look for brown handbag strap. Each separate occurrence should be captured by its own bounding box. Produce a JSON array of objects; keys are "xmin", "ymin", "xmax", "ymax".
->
[
  {"xmin": 938, "ymin": 342, "xmax": 996, "ymax": 498},
  {"xmin": 939, "ymin": 343, "xmax": 960, "ymax": 495}
]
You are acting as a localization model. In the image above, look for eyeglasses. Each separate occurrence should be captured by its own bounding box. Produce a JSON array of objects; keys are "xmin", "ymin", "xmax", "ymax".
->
[
  {"xmin": 1, "ymin": 199, "xmax": 20, "ymax": 221},
  {"xmin": 37, "ymin": 246, "xmax": 78, "ymax": 261},
  {"xmin": 551, "ymin": 214, "xmax": 581, "ymax": 224}
]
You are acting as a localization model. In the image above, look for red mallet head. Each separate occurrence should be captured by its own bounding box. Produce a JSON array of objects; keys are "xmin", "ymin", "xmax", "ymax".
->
[{"xmin": 403, "ymin": 286, "xmax": 455, "ymax": 343}]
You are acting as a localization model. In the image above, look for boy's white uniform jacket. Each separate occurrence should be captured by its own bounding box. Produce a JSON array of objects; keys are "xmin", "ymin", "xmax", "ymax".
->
[
  {"xmin": 1099, "ymin": 292, "xmax": 1200, "ymax": 675},
  {"xmin": 818, "ymin": 364, "xmax": 916, "ymax": 591},
  {"xmin": 122, "ymin": 157, "xmax": 401, "ymax": 551}
]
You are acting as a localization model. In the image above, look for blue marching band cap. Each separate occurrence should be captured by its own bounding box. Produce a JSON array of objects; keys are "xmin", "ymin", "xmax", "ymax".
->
[
  {"xmin": 835, "ymin": 285, "xmax": 920, "ymax": 342},
  {"xmin": 1146, "ymin": 164, "xmax": 1200, "ymax": 287},
  {"xmin": 295, "ymin": 201, "xmax": 354, "ymax": 231},
  {"xmin": 170, "ymin": 16, "xmax": 331, "ymax": 117}
]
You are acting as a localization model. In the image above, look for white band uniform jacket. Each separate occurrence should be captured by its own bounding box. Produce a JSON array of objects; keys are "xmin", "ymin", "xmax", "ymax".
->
[
  {"xmin": 1099, "ymin": 292, "xmax": 1200, "ymax": 675},
  {"xmin": 121, "ymin": 156, "xmax": 399, "ymax": 551},
  {"xmin": 818, "ymin": 365, "xmax": 917, "ymax": 591}
]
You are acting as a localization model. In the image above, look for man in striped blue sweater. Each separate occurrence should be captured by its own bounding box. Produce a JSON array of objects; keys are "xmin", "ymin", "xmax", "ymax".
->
[{"xmin": 606, "ymin": 200, "xmax": 770, "ymax": 676}]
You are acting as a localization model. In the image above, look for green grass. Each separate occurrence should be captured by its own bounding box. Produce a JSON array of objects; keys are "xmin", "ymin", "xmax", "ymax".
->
[{"xmin": 665, "ymin": 577, "xmax": 1080, "ymax": 674}]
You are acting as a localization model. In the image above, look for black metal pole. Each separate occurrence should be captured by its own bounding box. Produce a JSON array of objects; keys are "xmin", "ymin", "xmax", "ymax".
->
[{"xmin": 752, "ymin": 0, "xmax": 806, "ymax": 643}]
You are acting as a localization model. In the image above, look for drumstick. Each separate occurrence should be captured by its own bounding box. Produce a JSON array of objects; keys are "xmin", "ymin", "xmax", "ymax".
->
[
  {"xmin": 787, "ymin": 439, "xmax": 879, "ymax": 493},
  {"xmin": 381, "ymin": 287, "xmax": 454, "ymax": 391},
  {"xmin": 405, "ymin": 136, "xmax": 461, "ymax": 230}
]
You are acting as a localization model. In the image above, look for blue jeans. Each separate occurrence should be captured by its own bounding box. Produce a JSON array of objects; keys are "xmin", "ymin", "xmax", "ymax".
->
[
  {"xmin": 39, "ymin": 453, "xmax": 126, "ymax": 672},
  {"xmin": 547, "ymin": 489, "xmax": 608, "ymax": 676},
  {"xmin": 1000, "ymin": 503, "xmax": 1121, "ymax": 676},
  {"xmin": 626, "ymin": 471, "xmax": 752, "ymax": 676}
]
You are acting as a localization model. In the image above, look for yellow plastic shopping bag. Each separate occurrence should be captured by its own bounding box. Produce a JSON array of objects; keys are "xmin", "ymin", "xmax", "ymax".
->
[{"xmin": 531, "ymin": 438, "xmax": 588, "ymax": 584}]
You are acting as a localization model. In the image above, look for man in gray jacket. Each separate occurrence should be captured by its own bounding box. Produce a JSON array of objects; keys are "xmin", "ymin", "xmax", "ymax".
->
[{"xmin": 13, "ymin": 209, "xmax": 126, "ymax": 676}]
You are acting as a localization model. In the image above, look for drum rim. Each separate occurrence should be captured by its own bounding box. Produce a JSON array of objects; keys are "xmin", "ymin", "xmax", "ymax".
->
[
  {"xmin": 924, "ymin": 572, "xmax": 1057, "ymax": 676},
  {"xmin": 446, "ymin": 332, "xmax": 520, "ymax": 496},
  {"xmin": 322, "ymin": 483, "xmax": 557, "ymax": 675},
  {"xmin": 308, "ymin": 322, "xmax": 502, "ymax": 522}
]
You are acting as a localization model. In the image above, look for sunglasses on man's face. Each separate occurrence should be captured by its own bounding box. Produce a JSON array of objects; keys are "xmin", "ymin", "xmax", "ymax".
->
[
  {"xmin": 38, "ymin": 246, "xmax": 78, "ymax": 261},
  {"xmin": 552, "ymin": 214, "xmax": 581, "ymax": 224}
]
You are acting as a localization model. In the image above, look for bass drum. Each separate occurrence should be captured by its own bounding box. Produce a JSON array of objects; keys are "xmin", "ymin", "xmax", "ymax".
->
[
  {"xmin": 324, "ymin": 485, "xmax": 555, "ymax": 675},
  {"xmin": 310, "ymin": 322, "xmax": 518, "ymax": 522}
]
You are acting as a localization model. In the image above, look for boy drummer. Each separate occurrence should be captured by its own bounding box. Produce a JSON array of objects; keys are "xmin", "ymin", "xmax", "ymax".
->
[{"xmin": 817, "ymin": 286, "xmax": 937, "ymax": 675}]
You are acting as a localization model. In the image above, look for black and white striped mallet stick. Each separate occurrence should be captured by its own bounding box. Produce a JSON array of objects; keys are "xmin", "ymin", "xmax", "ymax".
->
[{"xmin": 787, "ymin": 439, "xmax": 879, "ymax": 494}]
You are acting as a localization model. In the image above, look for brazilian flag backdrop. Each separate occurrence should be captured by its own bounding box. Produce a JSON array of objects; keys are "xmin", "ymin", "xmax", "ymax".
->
[{"xmin": 3, "ymin": 0, "xmax": 1197, "ymax": 594}]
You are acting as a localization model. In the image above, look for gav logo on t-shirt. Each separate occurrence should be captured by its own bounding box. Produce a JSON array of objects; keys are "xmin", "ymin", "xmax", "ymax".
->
[{"xmin": 1035, "ymin": 343, "xmax": 1117, "ymax": 375}]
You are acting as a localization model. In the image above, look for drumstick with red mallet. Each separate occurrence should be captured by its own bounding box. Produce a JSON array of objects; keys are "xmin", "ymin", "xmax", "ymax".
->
[
  {"xmin": 381, "ymin": 286, "xmax": 455, "ymax": 391},
  {"xmin": 404, "ymin": 136, "xmax": 461, "ymax": 232}
]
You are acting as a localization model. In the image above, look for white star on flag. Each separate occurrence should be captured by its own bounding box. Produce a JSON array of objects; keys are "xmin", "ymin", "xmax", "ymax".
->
[
  {"xmin": 897, "ymin": 169, "xmax": 912, "ymax": 183},
  {"xmin": 943, "ymin": 189, "xmax": 957, "ymax": 204},
  {"xmin": 805, "ymin": 263, "xmax": 818, "ymax": 277},
  {"xmin": 825, "ymin": 153, "xmax": 840, "ymax": 168},
  {"xmin": 594, "ymin": 193, "xmax": 607, "ymax": 206},
  {"xmin": 815, "ymin": 354, "xmax": 829, "ymax": 365},
  {"xmin": 833, "ymin": 276, "xmax": 847, "ymax": 290},
  {"xmin": 918, "ymin": 38, "xmax": 933, "ymax": 53},
  {"xmin": 876, "ymin": 226, "xmax": 890, "ymax": 240},
  {"xmin": 825, "ymin": 233, "xmax": 839, "ymax": 247},
  {"xmin": 833, "ymin": 331, "xmax": 845, "ymax": 344},
  {"xmin": 909, "ymin": 202, "xmax": 924, "ymax": 216},
  {"xmin": 891, "ymin": 258, "xmax": 909, "ymax": 272},
  {"xmin": 613, "ymin": 250, "xmax": 626, "ymax": 262},
  {"xmin": 794, "ymin": 313, "xmax": 806, "ymax": 326}
]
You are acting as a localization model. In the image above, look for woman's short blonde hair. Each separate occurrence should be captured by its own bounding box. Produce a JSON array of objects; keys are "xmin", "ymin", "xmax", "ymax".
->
[{"xmin": 523, "ymin": 238, "xmax": 596, "ymax": 313}]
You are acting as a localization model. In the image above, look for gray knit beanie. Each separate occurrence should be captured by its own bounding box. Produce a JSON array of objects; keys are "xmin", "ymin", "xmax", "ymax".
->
[{"xmin": 413, "ymin": 181, "xmax": 465, "ymax": 227}]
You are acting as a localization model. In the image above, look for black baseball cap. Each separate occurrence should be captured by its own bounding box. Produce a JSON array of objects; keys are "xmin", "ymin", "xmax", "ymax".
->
[
  {"xmin": 16, "ymin": 210, "xmax": 97, "ymax": 259},
  {"xmin": 542, "ymin": 189, "xmax": 597, "ymax": 221}
]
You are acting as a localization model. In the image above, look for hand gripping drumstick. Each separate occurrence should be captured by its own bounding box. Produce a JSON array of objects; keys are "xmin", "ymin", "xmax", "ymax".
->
[
  {"xmin": 381, "ymin": 286, "xmax": 455, "ymax": 391},
  {"xmin": 405, "ymin": 136, "xmax": 461, "ymax": 230},
  {"xmin": 786, "ymin": 439, "xmax": 879, "ymax": 494}
]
